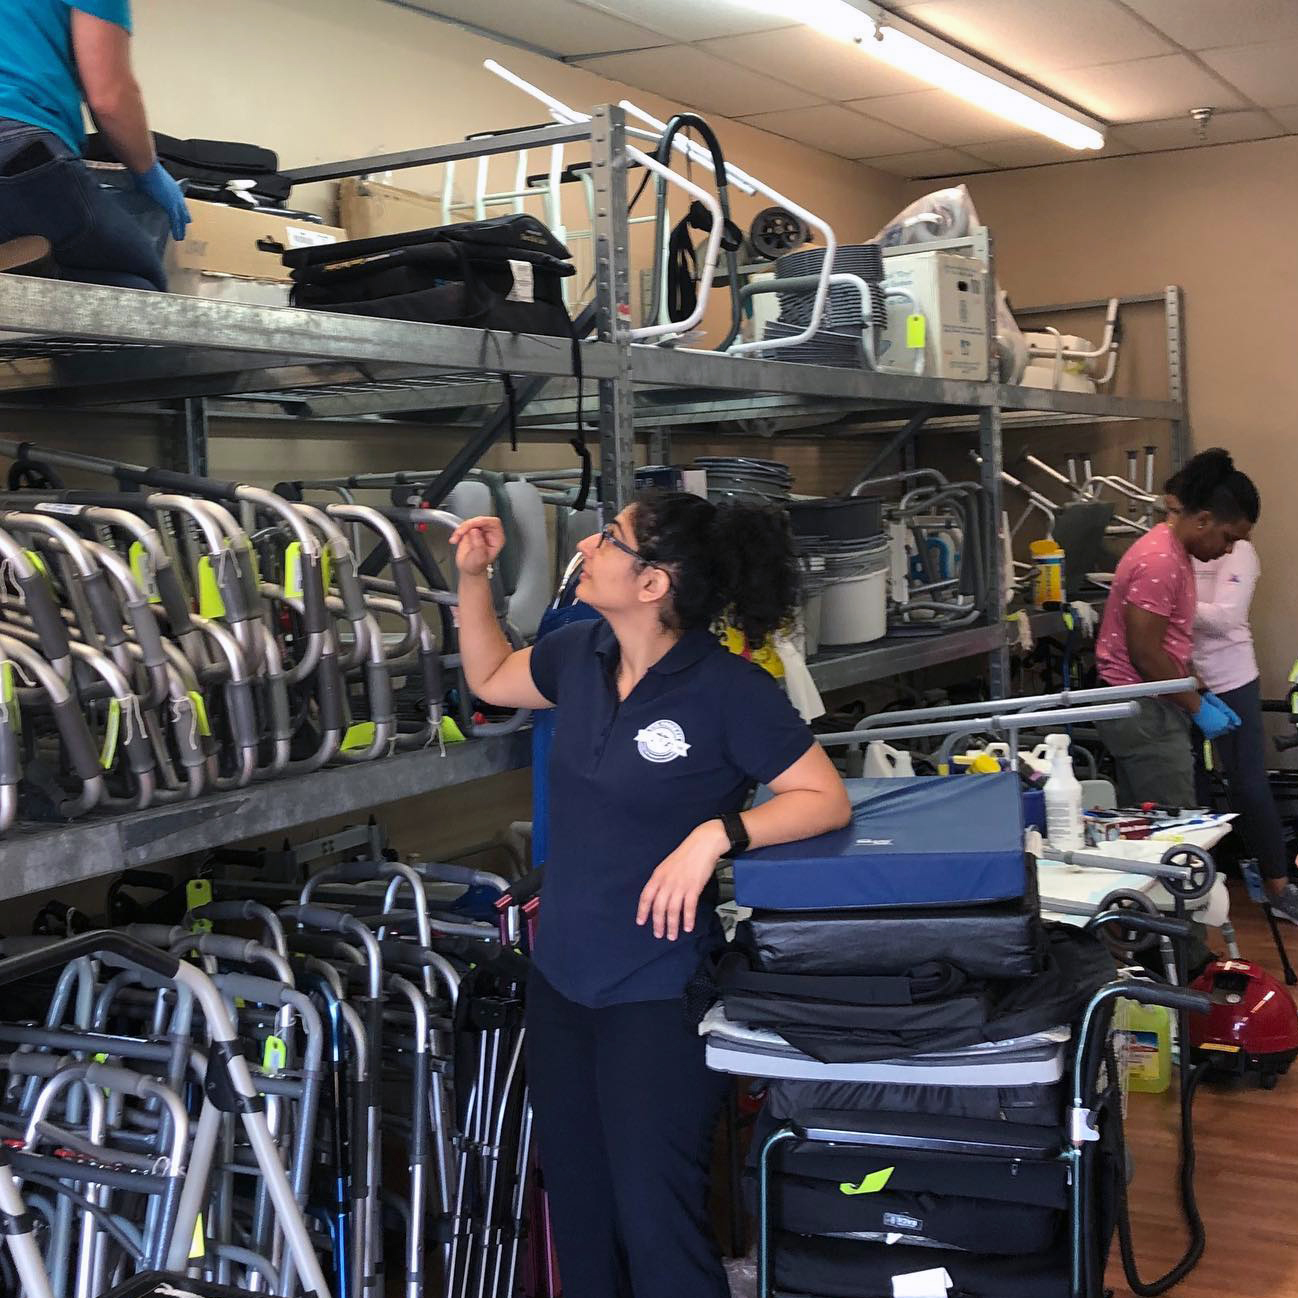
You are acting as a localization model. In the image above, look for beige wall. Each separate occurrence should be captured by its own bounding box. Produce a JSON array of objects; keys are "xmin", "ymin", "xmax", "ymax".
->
[{"xmin": 911, "ymin": 137, "xmax": 1298, "ymax": 696}]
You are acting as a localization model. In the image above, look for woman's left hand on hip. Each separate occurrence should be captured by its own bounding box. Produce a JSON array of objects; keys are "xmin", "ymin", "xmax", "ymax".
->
[{"xmin": 636, "ymin": 820, "xmax": 728, "ymax": 941}]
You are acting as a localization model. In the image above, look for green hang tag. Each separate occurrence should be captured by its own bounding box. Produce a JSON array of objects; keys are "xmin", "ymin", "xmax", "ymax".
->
[
  {"xmin": 1203, "ymin": 739, "xmax": 1214, "ymax": 772},
  {"xmin": 22, "ymin": 549, "xmax": 48, "ymax": 581},
  {"xmin": 320, "ymin": 544, "xmax": 332, "ymax": 595},
  {"xmin": 262, "ymin": 1034, "xmax": 287, "ymax": 1076},
  {"xmin": 839, "ymin": 1166, "xmax": 894, "ymax": 1196},
  {"xmin": 197, "ymin": 554, "xmax": 226, "ymax": 619},
  {"xmin": 905, "ymin": 313, "xmax": 926, "ymax": 349},
  {"xmin": 186, "ymin": 878, "xmax": 213, "ymax": 934},
  {"xmin": 128, "ymin": 541, "xmax": 161, "ymax": 604},
  {"xmin": 186, "ymin": 690, "xmax": 212, "ymax": 737},
  {"xmin": 342, "ymin": 721, "xmax": 377, "ymax": 753},
  {"xmin": 99, "ymin": 698, "xmax": 121, "ymax": 770},
  {"xmin": 1062, "ymin": 610, "xmax": 1075, "ymax": 632},
  {"xmin": 1289, "ymin": 659, "xmax": 1298, "ymax": 686},
  {"xmin": 439, "ymin": 715, "xmax": 467, "ymax": 744},
  {"xmin": 283, "ymin": 540, "xmax": 304, "ymax": 600},
  {"xmin": 91, "ymin": 1051, "xmax": 112, "ymax": 1095}
]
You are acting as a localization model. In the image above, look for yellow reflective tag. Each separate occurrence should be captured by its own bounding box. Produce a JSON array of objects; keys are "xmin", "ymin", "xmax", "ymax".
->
[
  {"xmin": 128, "ymin": 541, "xmax": 161, "ymax": 604},
  {"xmin": 186, "ymin": 690, "xmax": 212, "ymax": 737},
  {"xmin": 906, "ymin": 314, "xmax": 926, "ymax": 349},
  {"xmin": 99, "ymin": 698, "xmax": 121, "ymax": 769},
  {"xmin": 342, "ymin": 721, "xmax": 376, "ymax": 752},
  {"xmin": 197, "ymin": 554, "xmax": 226, "ymax": 619}
]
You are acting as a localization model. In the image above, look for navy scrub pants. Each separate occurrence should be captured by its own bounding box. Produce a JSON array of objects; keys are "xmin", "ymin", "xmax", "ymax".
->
[
  {"xmin": 1195, "ymin": 677, "xmax": 1289, "ymax": 881},
  {"xmin": 524, "ymin": 969, "xmax": 730, "ymax": 1298}
]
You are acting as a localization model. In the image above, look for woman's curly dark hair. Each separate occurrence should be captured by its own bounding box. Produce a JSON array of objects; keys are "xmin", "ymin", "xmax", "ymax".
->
[
  {"xmin": 1164, "ymin": 447, "xmax": 1259, "ymax": 524},
  {"xmin": 629, "ymin": 491, "xmax": 800, "ymax": 647}
]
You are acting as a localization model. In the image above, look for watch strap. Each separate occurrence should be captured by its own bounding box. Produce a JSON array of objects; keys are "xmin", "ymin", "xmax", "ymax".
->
[{"xmin": 720, "ymin": 811, "xmax": 750, "ymax": 856}]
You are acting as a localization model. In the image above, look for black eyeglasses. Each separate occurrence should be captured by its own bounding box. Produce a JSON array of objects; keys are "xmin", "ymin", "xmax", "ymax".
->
[{"xmin": 597, "ymin": 525, "xmax": 676, "ymax": 592}]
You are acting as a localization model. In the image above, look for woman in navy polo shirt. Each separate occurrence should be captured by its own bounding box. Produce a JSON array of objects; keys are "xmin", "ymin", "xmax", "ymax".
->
[{"xmin": 452, "ymin": 492, "xmax": 850, "ymax": 1298}]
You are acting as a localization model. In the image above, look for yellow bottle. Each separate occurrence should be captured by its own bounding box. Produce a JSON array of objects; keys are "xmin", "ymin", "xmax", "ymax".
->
[{"xmin": 1116, "ymin": 998, "xmax": 1172, "ymax": 1093}]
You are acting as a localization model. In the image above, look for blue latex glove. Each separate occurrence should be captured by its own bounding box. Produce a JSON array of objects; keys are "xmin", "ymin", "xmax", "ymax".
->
[
  {"xmin": 133, "ymin": 161, "xmax": 190, "ymax": 241},
  {"xmin": 1202, "ymin": 691, "xmax": 1241, "ymax": 728},
  {"xmin": 1194, "ymin": 693, "xmax": 1240, "ymax": 740}
]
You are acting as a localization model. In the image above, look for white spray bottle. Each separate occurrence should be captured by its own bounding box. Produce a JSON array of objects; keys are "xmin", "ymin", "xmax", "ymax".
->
[{"xmin": 1043, "ymin": 733, "xmax": 1085, "ymax": 850}]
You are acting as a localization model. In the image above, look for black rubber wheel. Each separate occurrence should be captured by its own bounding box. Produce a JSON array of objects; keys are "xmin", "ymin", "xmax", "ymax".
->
[
  {"xmin": 749, "ymin": 207, "xmax": 810, "ymax": 261},
  {"xmin": 1095, "ymin": 887, "xmax": 1161, "ymax": 956},
  {"xmin": 1158, "ymin": 843, "xmax": 1215, "ymax": 902}
]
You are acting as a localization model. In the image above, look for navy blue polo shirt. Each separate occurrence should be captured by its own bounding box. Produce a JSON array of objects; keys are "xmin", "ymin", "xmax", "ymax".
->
[{"xmin": 529, "ymin": 618, "xmax": 814, "ymax": 1008}]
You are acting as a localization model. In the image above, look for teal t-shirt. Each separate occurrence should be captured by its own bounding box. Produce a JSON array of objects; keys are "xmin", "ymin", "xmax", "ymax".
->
[{"xmin": 0, "ymin": 0, "xmax": 132, "ymax": 154}]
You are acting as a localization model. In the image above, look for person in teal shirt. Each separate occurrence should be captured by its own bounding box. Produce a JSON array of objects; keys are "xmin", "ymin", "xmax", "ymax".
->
[{"xmin": 0, "ymin": 0, "xmax": 189, "ymax": 289}]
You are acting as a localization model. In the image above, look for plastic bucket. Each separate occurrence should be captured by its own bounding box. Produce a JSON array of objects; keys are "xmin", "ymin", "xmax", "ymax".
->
[
  {"xmin": 801, "ymin": 589, "xmax": 824, "ymax": 658},
  {"xmin": 820, "ymin": 567, "xmax": 888, "ymax": 646}
]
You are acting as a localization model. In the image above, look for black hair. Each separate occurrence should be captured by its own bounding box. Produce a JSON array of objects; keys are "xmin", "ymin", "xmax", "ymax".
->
[
  {"xmin": 629, "ymin": 491, "xmax": 800, "ymax": 647},
  {"xmin": 1164, "ymin": 447, "xmax": 1259, "ymax": 524}
]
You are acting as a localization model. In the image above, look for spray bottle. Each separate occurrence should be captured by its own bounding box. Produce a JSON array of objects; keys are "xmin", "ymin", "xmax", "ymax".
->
[{"xmin": 1043, "ymin": 733, "xmax": 1085, "ymax": 850}]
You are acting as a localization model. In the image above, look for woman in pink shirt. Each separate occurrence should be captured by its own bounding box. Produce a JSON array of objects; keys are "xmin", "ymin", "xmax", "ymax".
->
[
  {"xmin": 1094, "ymin": 448, "xmax": 1257, "ymax": 811},
  {"xmin": 1193, "ymin": 537, "xmax": 1298, "ymax": 921}
]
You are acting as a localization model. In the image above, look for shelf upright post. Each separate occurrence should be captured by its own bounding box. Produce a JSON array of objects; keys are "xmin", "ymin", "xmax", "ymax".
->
[
  {"xmin": 979, "ymin": 229, "xmax": 1010, "ymax": 696},
  {"xmin": 177, "ymin": 396, "xmax": 209, "ymax": 477},
  {"xmin": 1165, "ymin": 285, "xmax": 1189, "ymax": 469},
  {"xmin": 589, "ymin": 104, "xmax": 636, "ymax": 512}
]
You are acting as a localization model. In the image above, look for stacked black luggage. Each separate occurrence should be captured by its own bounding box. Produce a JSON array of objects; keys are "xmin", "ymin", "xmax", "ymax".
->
[
  {"xmin": 699, "ymin": 774, "xmax": 1127, "ymax": 1297},
  {"xmin": 281, "ymin": 212, "xmax": 577, "ymax": 335}
]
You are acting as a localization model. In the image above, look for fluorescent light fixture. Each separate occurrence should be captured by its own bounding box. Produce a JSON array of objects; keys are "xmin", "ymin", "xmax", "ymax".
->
[{"xmin": 740, "ymin": 0, "xmax": 1105, "ymax": 150}]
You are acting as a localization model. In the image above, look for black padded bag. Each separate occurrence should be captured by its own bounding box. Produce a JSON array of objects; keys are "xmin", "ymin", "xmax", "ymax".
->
[
  {"xmin": 771, "ymin": 1232, "xmax": 1071, "ymax": 1298},
  {"xmin": 735, "ymin": 865, "xmax": 1044, "ymax": 981},
  {"xmin": 84, "ymin": 132, "xmax": 292, "ymax": 204},
  {"xmin": 764, "ymin": 1075, "xmax": 1064, "ymax": 1127}
]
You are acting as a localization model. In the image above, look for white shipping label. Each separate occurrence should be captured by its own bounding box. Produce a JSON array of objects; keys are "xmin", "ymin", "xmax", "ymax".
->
[
  {"xmin": 285, "ymin": 226, "xmax": 339, "ymax": 249},
  {"xmin": 891, "ymin": 1268, "xmax": 953, "ymax": 1298},
  {"xmin": 507, "ymin": 259, "xmax": 535, "ymax": 304},
  {"xmin": 34, "ymin": 501, "xmax": 85, "ymax": 515}
]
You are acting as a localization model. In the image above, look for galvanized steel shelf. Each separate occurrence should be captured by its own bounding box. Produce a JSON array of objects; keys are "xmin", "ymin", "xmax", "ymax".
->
[
  {"xmin": 807, "ymin": 625, "xmax": 1008, "ymax": 694},
  {"xmin": 0, "ymin": 732, "xmax": 530, "ymax": 901}
]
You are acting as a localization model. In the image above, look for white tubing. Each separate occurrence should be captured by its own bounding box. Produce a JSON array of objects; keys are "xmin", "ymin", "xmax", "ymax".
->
[
  {"xmin": 485, "ymin": 61, "xmax": 726, "ymax": 343},
  {"xmin": 617, "ymin": 99, "xmax": 838, "ymax": 355}
]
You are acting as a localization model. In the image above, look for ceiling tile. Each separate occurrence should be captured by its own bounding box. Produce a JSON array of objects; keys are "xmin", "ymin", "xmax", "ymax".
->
[
  {"xmin": 961, "ymin": 133, "xmax": 1133, "ymax": 167},
  {"xmin": 576, "ymin": 0, "xmax": 795, "ymax": 42},
  {"xmin": 405, "ymin": 0, "xmax": 668, "ymax": 56},
  {"xmin": 845, "ymin": 89, "xmax": 1031, "ymax": 143},
  {"xmin": 1270, "ymin": 105, "xmax": 1298, "ymax": 131},
  {"xmin": 894, "ymin": 0, "xmax": 1171, "ymax": 77},
  {"xmin": 1119, "ymin": 0, "xmax": 1298, "ymax": 51},
  {"xmin": 1118, "ymin": 109, "xmax": 1283, "ymax": 151},
  {"xmin": 1199, "ymin": 40, "xmax": 1298, "ymax": 107},
  {"xmin": 581, "ymin": 45, "xmax": 822, "ymax": 117},
  {"xmin": 863, "ymin": 147, "xmax": 988, "ymax": 177},
  {"xmin": 1048, "ymin": 54, "xmax": 1245, "ymax": 122},
  {"xmin": 737, "ymin": 104, "xmax": 934, "ymax": 158},
  {"xmin": 697, "ymin": 27, "xmax": 930, "ymax": 101}
]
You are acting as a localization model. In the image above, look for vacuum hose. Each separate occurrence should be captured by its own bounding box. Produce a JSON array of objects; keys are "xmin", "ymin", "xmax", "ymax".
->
[{"xmin": 1107, "ymin": 1038, "xmax": 1209, "ymax": 1295}]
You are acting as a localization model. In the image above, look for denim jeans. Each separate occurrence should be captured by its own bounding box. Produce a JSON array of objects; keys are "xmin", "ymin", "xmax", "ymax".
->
[{"xmin": 0, "ymin": 117, "xmax": 167, "ymax": 291}]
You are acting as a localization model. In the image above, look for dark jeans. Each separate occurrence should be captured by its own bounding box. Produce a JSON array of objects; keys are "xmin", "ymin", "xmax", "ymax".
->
[
  {"xmin": 524, "ymin": 970, "xmax": 730, "ymax": 1298},
  {"xmin": 1195, "ymin": 677, "xmax": 1289, "ymax": 881},
  {"xmin": 0, "ymin": 118, "xmax": 166, "ymax": 290}
]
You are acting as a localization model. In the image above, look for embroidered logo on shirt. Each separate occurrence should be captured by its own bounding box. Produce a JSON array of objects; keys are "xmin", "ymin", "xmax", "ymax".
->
[{"xmin": 634, "ymin": 719, "xmax": 691, "ymax": 763}]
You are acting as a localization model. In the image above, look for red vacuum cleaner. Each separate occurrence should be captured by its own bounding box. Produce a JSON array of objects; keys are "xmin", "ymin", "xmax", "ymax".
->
[{"xmin": 1188, "ymin": 958, "xmax": 1298, "ymax": 1088}]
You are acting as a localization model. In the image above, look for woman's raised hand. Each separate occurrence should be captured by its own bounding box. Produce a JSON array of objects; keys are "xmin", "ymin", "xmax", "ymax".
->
[{"xmin": 450, "ymin": 515, "xmax": 507, "ymax": 577}]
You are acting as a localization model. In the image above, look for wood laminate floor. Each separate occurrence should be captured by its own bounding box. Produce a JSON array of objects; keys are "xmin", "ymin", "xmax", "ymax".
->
[{"xmin": 1108, "ymin": 888, "xmax": 1298, "ymax": 1297}]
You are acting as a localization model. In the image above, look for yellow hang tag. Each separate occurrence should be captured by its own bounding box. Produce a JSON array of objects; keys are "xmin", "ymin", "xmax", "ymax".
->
[
  {"xmin": 128, "ymin": 541, "xmax": 161, "ymax": 604},
  {"xmin": 283, "ymin": 540, "xmax": 303, "ymax": 599},
  {"xmin": 186, "ymin": 878, "xmax": 213, "ymax": 934},
  {"xmin": 906, "ymin": 313, "xmax": 926, "ymax": 349},
  {"xmin": 263, "ymin": 1035, "xmax": 287, "ymax": 1076},
  {"xmin": 99, "ymin": 698, "xmax": 121, "ymax": 769},
  {"xmin": 189, "ymin": 1213, "xmax": 206, "ymax": 1260},
  {"xmin": 720, "ymin": 625, "xmax": 784, "ymax": 678},
  {"xmin": 342, "ymin": 721, "xmax": 376, "ymax": 753},
  {"xmin": 439, "ymin": 715, "xmax": 467, "ymax": 744},
  {"xmin": 197, "ymin": 554, "xmax": 226, "ymax": 619},
  {"xmin": 839, "ymin": 1166, "xmax": 894, "ymax": 1196},
  {"xmin": 1288, "ymin": 659, "xmax": 1298, "ymax": 686},
  {"xmin": 22, "ymin": 549, "xmax": 48, "ymax": 581},
  {"xmin": 186, "ymin": 690, "xmax": 212, "ymax": 737},
  {"xmin": 1, "ymin": 662, "xmax": 18, "ymax": 735}
]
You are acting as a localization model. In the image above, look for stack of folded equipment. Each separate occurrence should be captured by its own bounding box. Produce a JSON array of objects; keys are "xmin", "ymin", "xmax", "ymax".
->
[
  {"xmin": 695, "ymin": 773, "xmax": 1118, "ymax": 1298},
  {"xmin": 281, "ymin": 213, "xmax": 576, "ymax": 336}
]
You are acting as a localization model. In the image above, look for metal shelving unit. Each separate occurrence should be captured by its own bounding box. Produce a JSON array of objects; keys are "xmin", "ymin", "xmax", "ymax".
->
[
  {"xmin": 0, "ymin": 733, "xmax": 530, "ymax": 901},
  {"xmin": 0, "ymin": 105, "xmax": 1188, "ymax": 895}
]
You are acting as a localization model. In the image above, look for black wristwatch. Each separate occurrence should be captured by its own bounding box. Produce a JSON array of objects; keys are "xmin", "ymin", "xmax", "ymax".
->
[{"xmin": 719, "ymin": 811, "xmax": 750, "ymax": 857}]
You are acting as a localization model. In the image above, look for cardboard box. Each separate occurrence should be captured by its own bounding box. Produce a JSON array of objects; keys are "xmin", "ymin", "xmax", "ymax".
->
[
  {"xmin": 340, "ymin": 177, "xmax": 459, "ymax": 241},
  {"xmin": 167, "ymin": 268, "xmax": 291, "ymax": 308},
  {"xmin": 167, "ymin": 199, "xmax": 344, "ymax": 282}
]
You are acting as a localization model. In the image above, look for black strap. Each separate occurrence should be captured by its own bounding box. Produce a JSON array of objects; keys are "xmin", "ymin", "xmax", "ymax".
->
[{"xmin": 713, "ymin": 951, "xmax": 967, "ymax": 1006}]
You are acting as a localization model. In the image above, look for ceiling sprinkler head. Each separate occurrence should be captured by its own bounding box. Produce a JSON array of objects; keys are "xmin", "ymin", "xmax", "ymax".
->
[{"xmin": 1190, "ymin": 106, "xmax": 1215, "ymax": 139}]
